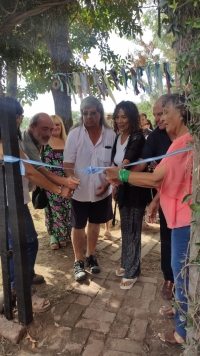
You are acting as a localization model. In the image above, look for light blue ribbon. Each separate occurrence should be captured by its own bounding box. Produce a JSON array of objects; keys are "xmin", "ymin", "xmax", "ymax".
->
[{"xmin": 3, "ymin": 147, "xmax": 192, "ymax": 177}]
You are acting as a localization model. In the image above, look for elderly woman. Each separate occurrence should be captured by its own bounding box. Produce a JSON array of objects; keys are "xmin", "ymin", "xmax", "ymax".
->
[
  {"xmin": 105, "ymin": 93, "xmax": 193, "ymax": 345},
  {"xmin": 64, "ymin": 96, "xmax": 115, "ymax": 281},
  {"xmin": 112, "ymin": 101, "xmax": 151, "ymax": 289},
  {"xmin": 42, "ymin": 115, "xmax": 71, "ymax": 250}
]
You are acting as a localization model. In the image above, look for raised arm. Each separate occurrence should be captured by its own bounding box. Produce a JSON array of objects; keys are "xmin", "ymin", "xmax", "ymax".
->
[{"xmin": 104, "ymin": 164, "xmax": 165, "ymax": 189}]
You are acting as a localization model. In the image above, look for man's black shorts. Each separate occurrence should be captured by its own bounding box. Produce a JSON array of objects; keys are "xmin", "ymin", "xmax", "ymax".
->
[{"xmin": 71, "ymin": 194, "xmax": 113, "ymax": 229}]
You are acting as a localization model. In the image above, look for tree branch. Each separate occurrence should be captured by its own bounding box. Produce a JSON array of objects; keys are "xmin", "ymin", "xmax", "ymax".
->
[{"xmin": 0, "ymin": 0, "xmax": 74, "ymax": 35}]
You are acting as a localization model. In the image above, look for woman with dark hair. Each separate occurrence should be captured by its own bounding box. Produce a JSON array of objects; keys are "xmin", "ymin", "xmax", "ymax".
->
[
  {"xmin": 146, "ymin": 119, "xmax": 153, "ymax": 131},
  {"xmin": 112, "ymin": 101, "xmax": 151, "ymax": 289},
  {"xmin": 105, "ymin": 94, "xmax": 193, "ymax": 344}
]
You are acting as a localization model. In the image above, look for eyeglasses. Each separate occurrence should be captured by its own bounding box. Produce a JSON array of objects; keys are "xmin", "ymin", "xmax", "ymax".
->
[
  {"xmin": 82, "ymin": 111, "xmax": 98, "ymax": 116},
  {"xmin": 17, "ymin": 114, "xmax": 24, "ymax": 119}
]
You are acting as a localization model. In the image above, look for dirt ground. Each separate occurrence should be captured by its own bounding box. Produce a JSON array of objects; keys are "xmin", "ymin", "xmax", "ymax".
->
[{"xmin": 0, "ymin": 205, "xmax": 183, "ymax": 356}]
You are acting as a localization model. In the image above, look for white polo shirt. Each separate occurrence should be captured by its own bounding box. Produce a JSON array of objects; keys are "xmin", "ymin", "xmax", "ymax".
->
[{"xmin": 64, "ymin": 124, "xmax": 116, "ymax": 202}]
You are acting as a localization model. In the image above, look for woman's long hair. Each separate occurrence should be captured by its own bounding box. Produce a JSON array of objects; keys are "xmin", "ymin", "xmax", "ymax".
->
[{"xmin": 113, "ymin": 101, "xmax": 141, "ymax": 135}]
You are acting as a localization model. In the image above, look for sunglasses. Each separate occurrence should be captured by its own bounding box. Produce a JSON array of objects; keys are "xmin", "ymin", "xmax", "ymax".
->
[{"xmin": 82, "ymin": 111, "xmax": 98, "ymax": 116}]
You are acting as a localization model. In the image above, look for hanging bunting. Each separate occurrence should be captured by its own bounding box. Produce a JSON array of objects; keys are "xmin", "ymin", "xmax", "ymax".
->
[
  {"xmin": 145, "ymin": 65, "xmax": 153, "ymax": 94},
  {"xmin": 101, "ymin": 69, "xmax": 116, "ymax": 104},
  {"xmin": 52, "ymin": 58, "xmax": 174, "ymax": 104},
  {"xmin": 85, "ymin": 72, "xmax": 91, "ymax": 95},
  {"xmin": 52, "ymin": 73, "xmax": 65, "ymax": 92},
  {"xmin": 130, "ymin": 68, "xmax": 140, "ymax": 95},
  {"xmin": 154, "ymin": 63, "xmax": 163, "ymax": 94},
  {"xmin": 73, "ymin": 72, "xmax": 83, "ymax": 99},
  {"xmin": 163, "ymin": 62, "xmax": 174, "ymax": 94},
  {"xmin": 136, "ymin": 66, "xmax": 146, "ymax": 92},
  {"xmin": 110, "ymin": 69, "xmax": 121, "ymax": 91},
  {"xmin": 66, "ymin": 74, "xmax": 77, "ymax": 104},
  {"xmin": 121, "ymin": 66, "xmax": 128, "ymax": 93},
  {"xmin": 92, "ymin": 70, "xmax": 106, "ymax": 100},
  {"xmin": 79, "ymin": 73, "xmax": 87, "ymax": 97}
]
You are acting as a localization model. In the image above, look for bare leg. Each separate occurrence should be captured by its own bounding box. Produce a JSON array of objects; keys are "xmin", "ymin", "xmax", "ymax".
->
[
  {"xmin": 72, "ymin": 227, "xmax": 85, "ymax": 261},
  {"xmin": 105, "ymin": 220, "xmax": 111, "ymax": 233},
  {"xmin": 86, "ymin": 223, "xmax": 100, "ymax": 257},
  {"xmin": 103, "ymin": 220, "xmax": 112, "ymax": 240}
]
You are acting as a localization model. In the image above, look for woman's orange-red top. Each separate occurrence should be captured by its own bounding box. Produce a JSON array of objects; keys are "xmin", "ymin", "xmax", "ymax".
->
[{"xmin": 156, "ymin": 132, "xmax": 193, "ymax": 229}]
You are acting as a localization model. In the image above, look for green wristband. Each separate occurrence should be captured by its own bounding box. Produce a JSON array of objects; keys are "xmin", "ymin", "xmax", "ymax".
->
[{"xmin": 118, "ymin": 169, "xmax": 130, "ymax": 183}]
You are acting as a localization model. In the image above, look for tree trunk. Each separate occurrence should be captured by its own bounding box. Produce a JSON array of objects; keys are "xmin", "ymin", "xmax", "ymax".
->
[
  {"xmin": 186, "ymin": 138, "xmax": 200, "ymax": 355},
  {"xmin": 6, "ymin": 60, "xmax": 18, "ymax": 98},
  {"xmin": 45, "ymin": 11, "xmax": 73, "ymax": 134}
]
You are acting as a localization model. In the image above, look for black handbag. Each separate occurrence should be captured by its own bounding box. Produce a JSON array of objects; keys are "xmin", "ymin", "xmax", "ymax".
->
[{"xmin": 32, "ymin": 186, "xmax": 48, "ymax": 209}]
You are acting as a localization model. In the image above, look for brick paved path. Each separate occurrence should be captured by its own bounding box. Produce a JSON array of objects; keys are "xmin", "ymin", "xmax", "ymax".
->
[{"xmin": 12, "ymin": 225, "xmax": 164, "ymax": 356}]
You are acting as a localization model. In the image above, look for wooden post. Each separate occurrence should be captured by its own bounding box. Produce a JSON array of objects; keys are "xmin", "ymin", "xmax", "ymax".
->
[
  {"xmin": 0, "ymin": 162, "xmax": 12, "ymax": 320},
  {"xmin": 0, "ymin": 97, "xmax": 33, "ymax": 325}
]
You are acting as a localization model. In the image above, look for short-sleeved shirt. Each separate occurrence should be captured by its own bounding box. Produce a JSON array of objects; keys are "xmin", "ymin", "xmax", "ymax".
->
[
  {"xmin": 63, "ymin": 124, "xmax": 116, "ymax": 202},
  {"xmin": 20, "ymin": 131, "xmax": 43, "ymax": 170},
  {"xmin": 141, "ymin": 127, "xmax": 172, "ymax": 163}
]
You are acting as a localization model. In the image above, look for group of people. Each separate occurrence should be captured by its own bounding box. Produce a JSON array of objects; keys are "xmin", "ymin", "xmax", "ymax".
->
[{"xmin": 1, "ymin": 93, "xmax": 193, "ymax": 346}]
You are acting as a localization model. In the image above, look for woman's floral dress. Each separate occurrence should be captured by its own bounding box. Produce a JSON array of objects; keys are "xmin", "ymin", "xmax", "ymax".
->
[{"xmin": 42, "ymin": 145, "xmax": 71, "ymax": 244}]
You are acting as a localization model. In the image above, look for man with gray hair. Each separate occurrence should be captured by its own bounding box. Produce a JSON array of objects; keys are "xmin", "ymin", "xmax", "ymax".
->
[
  {"xmin": 64, "ymin": 96, "xmax": 115, "ymax": 281},
  {"xmin": 20, "ymin": 112, "xmax": 80, "ymax": 284}
]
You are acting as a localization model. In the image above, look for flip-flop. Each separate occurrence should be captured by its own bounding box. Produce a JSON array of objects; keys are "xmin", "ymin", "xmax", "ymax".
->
[
  {"xmin": 159, "ymin": 306, "xmax": 175, "ymax": 319},
  {"xmin": 115, "ymin": 268, "xmax": 125, "ymax": 277},
  {"xmin": 103, "ymin": 231, "xmax": 112, "ymax": 240},
  {"xmin": 120, "ymin": 277, "xmax": 137, "ymax": 290},
  {"xmin": 32, "ymin": 294, "xmax": 50, "ymax": 313},
  {"xmin": 158, "ymin": 329, "xmax": 185, "ymax": 346}
]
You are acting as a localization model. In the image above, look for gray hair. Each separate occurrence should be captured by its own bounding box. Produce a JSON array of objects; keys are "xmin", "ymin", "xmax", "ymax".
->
[{"xmin": 71, "ymin": 96, "xmax": 110, "ymax": 130}]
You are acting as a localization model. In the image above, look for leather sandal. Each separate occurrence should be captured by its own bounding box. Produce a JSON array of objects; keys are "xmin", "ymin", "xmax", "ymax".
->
[
  {"xmin": 59, "ymin": 240, "xmax": 67, "ymax": 247},
  {"xmin": 159, "ymin": 306, "xmax": 175, "ymax": 319},
  {"xmin": 158, "ymin": 329, "xmax": 185, "ymax": 346},
  {"xmin": 32, "ymin": 294, "xmax": 50, "ymax": 313},
  {"xmin": 51, "ymin": 243, "xmax": 59, "ymax": 250}
]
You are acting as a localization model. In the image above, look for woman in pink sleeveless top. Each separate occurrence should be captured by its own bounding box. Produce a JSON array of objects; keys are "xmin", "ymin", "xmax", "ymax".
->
[{"xmin": 105, "ymin": 93, "xmax": 193, "ymax": 346}]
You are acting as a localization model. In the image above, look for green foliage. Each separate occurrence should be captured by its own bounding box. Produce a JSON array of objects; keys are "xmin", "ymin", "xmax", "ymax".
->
[
  {"xmin": 136, "ymin": 100, "xmax": 154, "ymax": 122},
  {"xmin": 20, "ymin": 116, "xmax": 31, "ymax": 130},
  {"xmin": 0, "ymin": 0, "xmax": 145, "ymax": 104}
]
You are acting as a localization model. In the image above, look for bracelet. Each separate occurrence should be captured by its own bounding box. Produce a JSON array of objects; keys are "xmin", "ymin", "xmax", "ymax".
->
[{"xmin": 118, "ymin": 169, "xmax": 130, "ymax": 183}]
